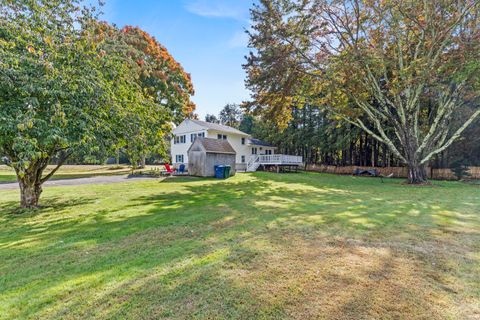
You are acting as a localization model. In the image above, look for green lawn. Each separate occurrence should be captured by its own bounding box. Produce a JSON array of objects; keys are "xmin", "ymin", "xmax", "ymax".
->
[
  {"xmin": 0, "ymin": 165, "xmax": 163, "ymax": 183},
  {"xmin": 0, "ymin": 172, "xmax": 478, "ymax": 319}
]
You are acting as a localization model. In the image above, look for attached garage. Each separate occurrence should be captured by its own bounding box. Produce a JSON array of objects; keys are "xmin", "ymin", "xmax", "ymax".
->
[{"xmin": 188, "ymin": 137, "xmax": 236, "ymax": 177}]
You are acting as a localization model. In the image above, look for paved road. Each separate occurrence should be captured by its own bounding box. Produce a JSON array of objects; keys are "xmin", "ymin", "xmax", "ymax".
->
[{"xmin": 0, "ymin": 175, "xmax": 159, "ymax": 191}]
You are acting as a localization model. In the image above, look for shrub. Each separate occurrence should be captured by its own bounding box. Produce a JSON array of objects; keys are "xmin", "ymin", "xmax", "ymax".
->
[{"xmin": 450, "ymin": 160, "xmax": 471, "ymax": 181}]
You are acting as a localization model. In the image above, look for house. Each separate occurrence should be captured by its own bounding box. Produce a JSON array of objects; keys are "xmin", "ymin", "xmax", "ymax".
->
[
  {"xmin": 188, "ymin": 137, "xmax": 236, "ymax": 177},
  {"xmin": 171, "ymin": 119, "xmax": 277, "ymax": 170}
]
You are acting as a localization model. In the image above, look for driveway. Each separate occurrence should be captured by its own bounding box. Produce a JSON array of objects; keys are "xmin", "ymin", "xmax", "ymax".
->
[{"xmin": 0, "ymin": 175, "xmax": 159, "ymax": 191}]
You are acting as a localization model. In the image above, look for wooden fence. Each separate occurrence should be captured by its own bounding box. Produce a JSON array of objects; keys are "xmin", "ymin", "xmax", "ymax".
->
[{"xmin": 305, "ymin": 164, "xmax": 480, "ymax": 180}]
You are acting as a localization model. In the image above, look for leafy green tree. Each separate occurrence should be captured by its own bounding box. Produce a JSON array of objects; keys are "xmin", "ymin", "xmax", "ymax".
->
[
  {"xmin": 0, "ymin": 0, "xmax": 114, "ymax": 208},
  {"xmin": 0, "ymin": 1, "xmax": 195, "ymax": 208},
  {"xmin": 205, "ymin": 114, "xmax": 219, "ymax": 123},
  {"xmin": 97, "ymin": 25, "xmax": 195, "ymax": 168},
  {"xmin": 238, "ymin": 114, "xmax": 256, "ymax": 134},
  {"xmin": 219, "ymin": 103, "xmax": 242, "ymax": 127}
]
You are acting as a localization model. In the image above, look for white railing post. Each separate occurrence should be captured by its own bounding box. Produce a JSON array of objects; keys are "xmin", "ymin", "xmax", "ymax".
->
[{"xmin": 251, "ymin": 154, "xmax": 303, "ymax": 167}]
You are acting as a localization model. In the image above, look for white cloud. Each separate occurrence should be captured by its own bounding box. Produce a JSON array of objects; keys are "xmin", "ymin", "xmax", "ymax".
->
[
  {"xmin": 228, "ymin": 30, "xmax": 249, "ymax": 48},
  {"xmin": 185, "ymin": 0, "xmax": 249, "ymax": 21}
]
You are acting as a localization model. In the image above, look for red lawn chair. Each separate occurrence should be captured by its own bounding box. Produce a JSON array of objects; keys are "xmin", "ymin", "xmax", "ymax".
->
[{"xmin": 161, "ymin": 163, "xmax": 175, "ymax": 176}]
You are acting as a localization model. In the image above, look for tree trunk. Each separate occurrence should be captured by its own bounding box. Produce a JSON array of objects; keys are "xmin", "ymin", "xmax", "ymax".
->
[
  {"xmin": 18, "ymin": 179, "xmax": 42, "ymax": 209},
  {"xmin": 370, "ymin": 139, "xmax": 377, "ymax": 167},
  {"xmin": 405, "ymin": 138, "xmax": 427, "ymax": 183},
  {"xmin": 407, "ymin": 163, "xmax": 428, "ymax": 184},
  {"xmin": 402, "ymin": 130, "xmax": 429, "ymax": 184},
  {"xmin": 349, "ymin": 142, "xmax": 353, "ymax": 165},
  {"xmin": 382, "ymin": 144, "xmax": 387, "ymax": 167},
  {"xmin": 352, "ymin": 141, "xmax": 356, "ymax": 166},
  {"xmin": 358, "ymin": 135, "xmax": 363, "ymax": 166},
  {"xmin": 363, "ymin": 134, "xmax": 369, "ymax": 166},
  {"xmin": 372, "ymin": 140, "xmax": 378, "ymax": 167},
  {"xmin": 11, "ymin": 152, "xmax": 70, "ymax": 209}
]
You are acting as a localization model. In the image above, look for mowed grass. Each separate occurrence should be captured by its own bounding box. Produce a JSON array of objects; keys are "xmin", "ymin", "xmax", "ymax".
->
[
  {"xmin": 0, "ymin": 172, "xmax": 479, "ymax": 319},
  {"xmin": 0, "ymin": 165, "xmax": 163, "ymax": 183}
]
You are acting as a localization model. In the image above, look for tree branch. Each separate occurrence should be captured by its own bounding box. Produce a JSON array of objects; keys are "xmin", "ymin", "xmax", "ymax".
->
[
  {"xmin": 40, "ymin": 150, "xmax": 73, "ymax": 184},
  {"xmin": 421, "ymin": 108, "xmax": 480, "ymax": 164},
  {"xmin": 417, "ymin": 83, "xmax": 464, "ymax": 154}
]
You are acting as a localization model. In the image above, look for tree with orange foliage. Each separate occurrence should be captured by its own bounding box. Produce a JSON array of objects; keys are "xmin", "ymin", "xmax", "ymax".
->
[
  {"xmin": 120, "ymin": 26, "xmax": 195, "ymax": 122},
  {"xmin": 95, "ymin": 24, "xmax": 196, "ymax": 166}
]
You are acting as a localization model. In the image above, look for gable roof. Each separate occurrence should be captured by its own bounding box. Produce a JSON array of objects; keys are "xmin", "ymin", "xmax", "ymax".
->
[
  {"xmin": 249, "ymin": 138, "xmax": 275, "ymax": 147},
  {"xmin": 189, "ymin": 119, "xmax": 250, "ymax": 136},
  {"xmin": 173, "ymin": 119, "xmax": 207, "ymax": 134},
  {"xmin": 190, "ymin": 137, "xmax": 236, "ymax": 154}
]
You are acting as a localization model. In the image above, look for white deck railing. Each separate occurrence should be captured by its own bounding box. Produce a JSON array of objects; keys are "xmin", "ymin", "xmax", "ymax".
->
[
  {"xmin": 246, "ymin": 154, "xmax": 303, "ymax": 171},
  {"xmin": 257, "ymin": 154, "xmax": 303, "ymax": 165}
]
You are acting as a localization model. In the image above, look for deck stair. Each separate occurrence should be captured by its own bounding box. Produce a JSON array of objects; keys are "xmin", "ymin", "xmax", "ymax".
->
[{"xmin": 246, "ymin": 155, "xmax": 260, "ymax": 172}]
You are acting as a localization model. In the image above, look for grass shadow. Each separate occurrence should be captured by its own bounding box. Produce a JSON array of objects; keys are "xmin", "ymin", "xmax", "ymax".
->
[
  {"xmin": 0, "ymin": 196, "xmax": 96, "ymax": 217},
  {"xmin": 0, "ymin": 172, "xmax": 478, "ymax": 319}
]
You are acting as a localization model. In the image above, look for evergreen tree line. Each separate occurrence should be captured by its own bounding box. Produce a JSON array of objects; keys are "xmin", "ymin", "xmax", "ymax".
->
[{"xmin": 209, "ymin": 104, "xmax": 480, "ymax": 168}]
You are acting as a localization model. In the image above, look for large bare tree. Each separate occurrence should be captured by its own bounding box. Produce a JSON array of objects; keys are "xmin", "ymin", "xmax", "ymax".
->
[{"xmin": 246, "ymin": 0, "xmax": 480, "ymax": 183}]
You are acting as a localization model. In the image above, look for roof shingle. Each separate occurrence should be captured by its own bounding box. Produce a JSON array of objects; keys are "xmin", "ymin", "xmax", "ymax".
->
[
  {"xmin": 190, "ymin": 119, "xmax": 249, "ymax": 136},
  {"xmin": 248, "ymin": 138, "xmax": 275, "ymax": 147},
  {"xmin": 195, "ymin": 137, "xmax": 236, "ymax": 154}
]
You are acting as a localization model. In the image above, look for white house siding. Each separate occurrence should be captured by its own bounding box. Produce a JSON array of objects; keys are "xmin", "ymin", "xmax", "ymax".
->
[
  {"xmin": 170, "ymin": 119, "xmax": 276, "ymax": 170},
  {"xmin": 171, "ymin": 121, "xmax": 207, "ymax": 165},
  {"xmin": 205, "ymin": 130, "xmax": 249, "ymax": 165}
]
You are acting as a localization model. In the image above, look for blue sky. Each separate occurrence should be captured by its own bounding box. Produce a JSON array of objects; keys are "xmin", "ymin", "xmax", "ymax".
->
[{"xmin": 101, "ymin": 0, "xmax": 255, "ymax": 119}]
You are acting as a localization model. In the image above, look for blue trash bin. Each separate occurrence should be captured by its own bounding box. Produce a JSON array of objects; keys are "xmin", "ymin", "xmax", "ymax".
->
[{"xmin": 215, "ymin": 165, "xmax": 225, "ymax": 179}]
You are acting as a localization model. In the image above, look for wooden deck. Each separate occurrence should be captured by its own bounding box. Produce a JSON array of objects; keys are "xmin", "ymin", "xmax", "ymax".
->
[{"xmin": 246, "ymin": 154, "xmax": 303, "ymax": 172}]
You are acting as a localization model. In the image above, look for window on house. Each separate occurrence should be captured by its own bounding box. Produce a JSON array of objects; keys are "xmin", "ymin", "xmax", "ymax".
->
[
  {"xmin": 176, "ymin": 154, "xmax": 184, "ymax": 163},
  {"xmin": 217, "ymin": 134, "xmax": 227, "ymax": 140},
  {"xmin": 252, "ymin": 148, "xmax": 257, "ymax": 155},
  {"xmin": 174, "ymin": 135, "xmax": 187, "ymax": 144},
  {"xmin": 241, "ymin": 155, "xmax": 245, "ymax": 163},
  {"xmin": 241, "ymin": 137, "xmax": 245, "ymax": 145},
  {"xmin": 265, "ymin": 150, "xmax": 272, "ymax": 155}
]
